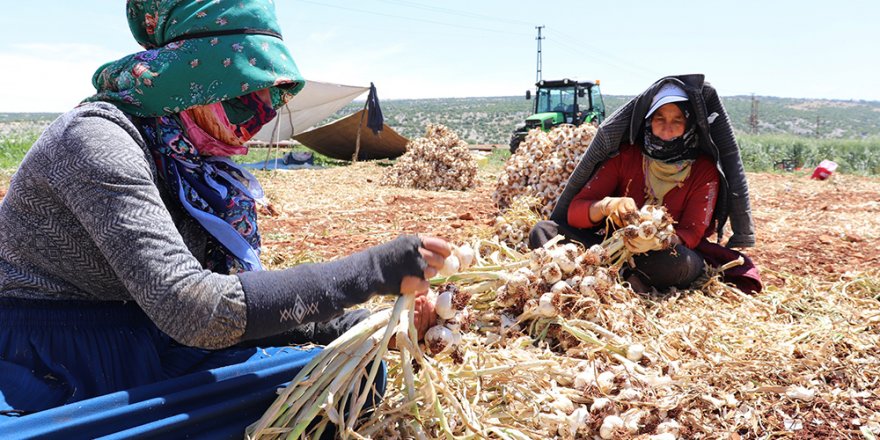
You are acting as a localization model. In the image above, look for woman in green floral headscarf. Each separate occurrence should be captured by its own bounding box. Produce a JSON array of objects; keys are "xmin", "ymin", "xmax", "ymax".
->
[{"xmin": 0, "ymin": 1, "xmax": 447, "ymax": 436}]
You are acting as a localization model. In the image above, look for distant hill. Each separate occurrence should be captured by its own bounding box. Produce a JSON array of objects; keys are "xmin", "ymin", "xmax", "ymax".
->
[
  {"xmin": 331, "ymin": 95, "xmax": 880, "ymax": 145},
  {"xmin": 3, "ymin": 95, "xmax": 880, "ymax": 145},
  {"xmin": 0, "ymin": 113, "xmax": 60, "ymax": 123}
]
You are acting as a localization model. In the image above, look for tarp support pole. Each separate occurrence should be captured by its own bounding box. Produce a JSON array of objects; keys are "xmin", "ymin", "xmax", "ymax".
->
[
  {"xmin": 352, "ymin": 100, "xmax": 370, "ymax": 163},
  {"xmin": 263, "ymin": 116, "xmax": 283, "ymax": 171}
]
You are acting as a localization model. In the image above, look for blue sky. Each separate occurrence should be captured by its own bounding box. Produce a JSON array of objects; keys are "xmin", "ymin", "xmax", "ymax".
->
[{"xmin": 1, "ymin": 0, "xmax": 878, "ymax": 112}]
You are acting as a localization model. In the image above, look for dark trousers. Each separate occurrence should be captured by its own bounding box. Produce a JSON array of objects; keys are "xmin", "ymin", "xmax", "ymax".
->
[{"xmin": 529, "ymin": 220, "xmax": 705, "ymax": 290}]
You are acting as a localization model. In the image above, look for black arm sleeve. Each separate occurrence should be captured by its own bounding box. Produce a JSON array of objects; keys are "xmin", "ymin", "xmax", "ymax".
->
[{"xmin": 237, "ymin": 235, "xmax": 425, "ymax": 341}]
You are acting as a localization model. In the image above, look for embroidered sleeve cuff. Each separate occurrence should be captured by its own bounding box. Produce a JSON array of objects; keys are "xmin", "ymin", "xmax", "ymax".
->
[
  {"xmin": 238, "ymin": 263, "xmax": 346, "ymax": 341},
  {"xmin": 237, "ymin": 235, "xmax": 425, "ymax": 341}
]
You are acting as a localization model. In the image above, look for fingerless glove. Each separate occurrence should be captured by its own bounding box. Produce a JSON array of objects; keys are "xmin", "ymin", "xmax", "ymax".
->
[{"xmin": 238, "ymin": 235, "xmax": 425, "ymax": 341}]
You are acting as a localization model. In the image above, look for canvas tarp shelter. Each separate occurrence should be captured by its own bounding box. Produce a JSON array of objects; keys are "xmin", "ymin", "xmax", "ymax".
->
[
  {"xmin": 292, "ymin": 109, "xmax": 408, "ymax": 161},
  {"xmin": 250, "ymin": 80, "xmax": 409, "ymax": 160},
  {"xmin": 252, "ymin": 80, "xmax": 366, "ymax": 142}
]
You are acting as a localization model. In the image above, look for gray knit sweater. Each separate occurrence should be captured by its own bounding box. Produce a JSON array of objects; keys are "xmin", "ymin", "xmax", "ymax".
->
[{"xmin": 0, "ymin": 102, "xmax": 423, "ymax": 349}]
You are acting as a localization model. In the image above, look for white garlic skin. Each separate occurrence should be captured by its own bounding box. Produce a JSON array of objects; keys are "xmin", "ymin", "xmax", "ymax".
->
[
  {"xmin": 425, "ymin": 325, "xmax": 454, "ymax": 355},
  {"xmin": 439, "ymin": 254, "xmax": 460, "ymax": 277},
  {"xmin": 536, "ymin": 292, "xmax": 557, "ymax": 317},
  {"xmin": 434, "ymin": 290, "xmax": 456, "ymax": 320},
  {"xmin": 626, "ymin": 343, "xmax": 645, "ymax": 362},
  {"xmin": 453, "ymin": 244, "xmax": 475, "ymax": 270},
  {"xmin": 599, "ymin": 415, "xmax": 624, "ymax": 439}
]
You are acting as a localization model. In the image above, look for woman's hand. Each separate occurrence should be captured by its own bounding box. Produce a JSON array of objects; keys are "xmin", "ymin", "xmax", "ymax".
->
[
  {"xmin": 625, "ymin": 232, "xmax": 682, "ymax": 254},
  {"xmin": 400, "ymin": 236, "xmax": 451, "ymax": 296},
  {"xmin": 390, "ymin": 293, "xmax": 438, "ymax": 350},
  {"xmin": 412, "ymin": 294, "xmax": 436, "ymax": 340},
  {"xmin": 590, "ymin": 196, "xmax": 638, "ymax": 226},
  {"xmin": 624, "ymin": 235, "xmax": 662, "ymax": 254}
]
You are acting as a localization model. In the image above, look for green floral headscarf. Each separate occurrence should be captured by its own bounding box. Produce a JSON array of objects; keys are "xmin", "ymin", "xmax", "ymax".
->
[{"xmin": 85, "ymin": 0, "xmax": 304, "ymax": 117}]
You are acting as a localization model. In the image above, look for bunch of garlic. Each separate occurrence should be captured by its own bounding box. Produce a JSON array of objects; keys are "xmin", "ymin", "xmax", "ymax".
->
[
  {"xmin": 424, "ymin": 245, "xmax": 475, "ymax": 360},
  {"xmin": 494, "ymin": 124, "xmax": 597, "ymax": 218},
  {"xmin": 492, "ymin": 215, "xmax": 533, "ymax": 252},
  {"xmin": 495, "ymin": 242, "xmax": 615, "ymax": 320},
  {"xmin": 381, "ymin": 123, "xmax": 478, "ymax": 191},
  {"xmin": 572, "ymin": 362, "xmax": 681, "ymax": 439},
  {"xmin": 620, "ymin": 205, "xmax": 677, "ymax": 250},
  {"xmin": 491, "ymin": 194, "xmax": 542, "ymax": 251},
  {"xmin": 601, "ymin": 205, "xmax": 677, "ymax": 267}
]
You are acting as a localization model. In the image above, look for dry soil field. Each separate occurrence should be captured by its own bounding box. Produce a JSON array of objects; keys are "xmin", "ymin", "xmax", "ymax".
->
[
  {"xmin": 2, "ymin": 162, "xmax": 879, "ymax": 439},
  {"xmin": 250, "ymin": 164, "xmax": 880, "ymax": 288}
]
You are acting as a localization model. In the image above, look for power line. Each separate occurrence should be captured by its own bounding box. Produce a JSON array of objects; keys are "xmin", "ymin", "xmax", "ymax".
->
[
  {"xmin": 295, "ymin": 0, "xmax": 530, "ymax": 38},
  {"xmin": 294, "ymin": 1, "xmax": 659, "ymax": 84},
  {"xmin": 551, "ymin": 29, "xmax": 661, "ymax": 79},
  {"xmin": 374, "ymin": 0, "xmax": 534, "ymax": 27},
  {"xmin": 543, "ymin": 36, "xmax": 660, "ymax": 82}
]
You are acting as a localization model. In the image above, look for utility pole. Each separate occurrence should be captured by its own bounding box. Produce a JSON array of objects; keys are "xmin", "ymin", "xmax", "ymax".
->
[
  {"xmin": 815, "ymin": 114, "xmax": 820, "ymax": 138},
  {"xmin": 535, "ymin": 25, "xmax": 545, "ymax": 83},
  {"xmin": 749, "ymin": 94, "xmax": 759, "ymax": 134}
]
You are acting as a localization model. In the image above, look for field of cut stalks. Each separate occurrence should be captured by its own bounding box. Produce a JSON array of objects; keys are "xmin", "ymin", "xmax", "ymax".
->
[
  {"xmin": 236, "ymin": 134, "xmax": 880, "ymax": 439},
  {"xmin": 2, "ymin": 130, "xmax": 879, "ymax": 439}
]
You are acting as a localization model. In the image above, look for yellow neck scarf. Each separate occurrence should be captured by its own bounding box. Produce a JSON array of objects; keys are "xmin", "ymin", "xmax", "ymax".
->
[{"xmin": 643, "ymin": 156, "xmax": 694, "ymax": 205}]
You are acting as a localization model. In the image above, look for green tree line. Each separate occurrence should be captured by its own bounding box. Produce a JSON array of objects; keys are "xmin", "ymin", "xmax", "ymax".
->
[{"xmin": 3, "ymin": 94, "xmax": 879, "ymax": 174}]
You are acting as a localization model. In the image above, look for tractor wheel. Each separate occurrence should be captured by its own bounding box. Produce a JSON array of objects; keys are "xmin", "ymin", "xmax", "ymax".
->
[{"xmin": 509, "ymin": 135, "xmax": 523, "ymax": 154}]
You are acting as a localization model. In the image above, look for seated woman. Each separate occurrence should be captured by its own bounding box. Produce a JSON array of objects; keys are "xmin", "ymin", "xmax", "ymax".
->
[
  {"xmin": 0, "ymin": 0, "xmax": 444, "ymax": 437},
  {"xmin": 530, "ymin": 76, "xmax": 762, "ymax": 294}
]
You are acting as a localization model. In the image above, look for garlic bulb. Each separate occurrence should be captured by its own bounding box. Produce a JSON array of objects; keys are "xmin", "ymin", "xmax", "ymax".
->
[
  {"xmin": 536, "ymin": 292, "xmax": 556, "ymax": 317},
  {"xmin": 638, "ymin": 221, "xmax": 657, "ymax": 239},
  {"xmin": 555, "ymin": 255, "xmax": 577, "ymax": 275},
  {"xmin": 574, "ymin": 369, "xmax": 595, "ymax": 391},
  {"xmin": 617, "ymin": 387, "xmax": 642, "ymax": 401},
  {"xmin": 435, "ymin": 289, "xmax": 455, "ymax": 320},
  {"xmin": 579, "ymin": 276, "xmax": 598, "ymax": 296},
  {"xmin": 540, "ymin": 262, "xmax": 563, "ymax": 284},
  {"xmin": 626, "ymin": 343, "xmax": 645, "ymax": 362},
  {"xmin": 529, "ymin": 247, "xmax": 552, "ymax": 272},
  {"xmin": 656, "ymin": 419, "xmax": 681, "ymax": 435},
  {"xmin": 590, "ymin": 397, "xmax": 611, "ymax": 413},
  {"xmin": 425, "ymin": 325, "xmax": 455, "ymax": 355},
  {"xmin": 550, "ymin": 280, "xmax": 572, "ymax": 295},
  {"xmin": 549, "ymin": 393, "xmax": 574, "ymax": 414},
  {"xmin": 566, "ymin": 406, "xmax": 589, "ymax": 437},
  {"xmin": 453, "ymin": 243, "xmax": 475, "ymax": 270},
  {"xmin": 596, "ymin": 371, "xmax": 616, "ymax": 394},
  {"xmin": 622, "ymin": 408, "xmax": 645, "ymax": 433},
  {"xmin": 439, "ymin": 254, "xmax": 460, "ymax": 277},
  {"xmin": 599, "ymin": 415, "xmax": 624, "ymax": 439}
]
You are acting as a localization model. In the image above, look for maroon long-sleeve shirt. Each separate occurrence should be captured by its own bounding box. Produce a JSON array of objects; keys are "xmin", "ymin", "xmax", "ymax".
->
[{"xmin": 567, "ymin": 144, "xmax": 720, "ymax": 249}]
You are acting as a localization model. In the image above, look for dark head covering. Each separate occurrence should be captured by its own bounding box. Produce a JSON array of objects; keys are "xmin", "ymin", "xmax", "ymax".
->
[{"xmin": 642, "ymin": 83, "xmax": 699, "ymax": 163}]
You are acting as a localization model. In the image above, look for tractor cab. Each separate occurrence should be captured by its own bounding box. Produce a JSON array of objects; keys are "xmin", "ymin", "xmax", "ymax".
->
[{"xmin": 510, "ymin": 78, "xmax": 605, "ymax": 152}]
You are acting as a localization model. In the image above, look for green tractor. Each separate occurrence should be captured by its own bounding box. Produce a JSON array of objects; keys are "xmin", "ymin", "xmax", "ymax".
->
[{"xmin": 509, "ymin": 78, "xmax": 606, "ymax": 153}]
